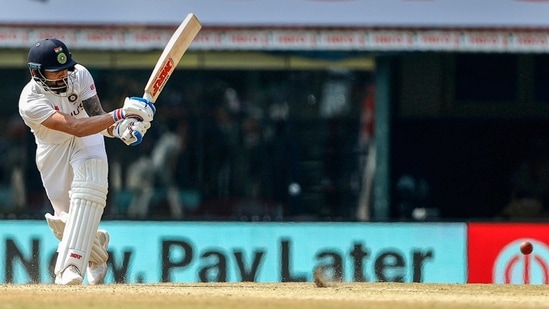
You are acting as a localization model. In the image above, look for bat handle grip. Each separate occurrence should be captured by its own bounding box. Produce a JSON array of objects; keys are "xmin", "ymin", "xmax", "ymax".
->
[{"xmin": 143, "ymin": 93, "xmax": 154, "ymax": 103}]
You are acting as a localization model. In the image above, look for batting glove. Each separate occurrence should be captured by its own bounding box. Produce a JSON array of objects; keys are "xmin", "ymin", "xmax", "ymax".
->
[
  {"xmin": 112, "ymin": 97, "xmax": 156, "ymax": 123},
  {"xmin": 113, "ymin": 118, "xmax": 151, "ymax": 146}
]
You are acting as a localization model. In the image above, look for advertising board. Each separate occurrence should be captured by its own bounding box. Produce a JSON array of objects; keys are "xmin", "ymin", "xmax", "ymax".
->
[{"xmin": 0, "ymin": 221, "xmax": 466, "ymax": 284}]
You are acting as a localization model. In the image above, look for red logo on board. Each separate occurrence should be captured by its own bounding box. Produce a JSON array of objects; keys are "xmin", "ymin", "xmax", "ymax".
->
[
  {"xmin": 493, "ymin": 239, "xmax": 549, "ymax": 284},
  {"xmin": 468, "ymin": 223, "xmax": 549, "ymax": 284}
]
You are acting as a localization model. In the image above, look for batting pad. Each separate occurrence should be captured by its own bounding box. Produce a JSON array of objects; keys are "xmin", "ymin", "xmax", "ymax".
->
[
  {"xmin": 46, "ymin": 212, "xmax": 108, "ymax": 264},
  {"xmin": 45, "ymin": 212, "xmax": 68, "ymax": 240},
  {"xmin": 55, "ymin": 159, "xmax": 108, "ymax": 275}
]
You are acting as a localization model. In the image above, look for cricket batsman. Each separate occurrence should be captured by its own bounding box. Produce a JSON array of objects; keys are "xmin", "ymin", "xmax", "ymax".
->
[{"xmin": 18, "ymin": 38, "xmax": 156, "ymax": 284}]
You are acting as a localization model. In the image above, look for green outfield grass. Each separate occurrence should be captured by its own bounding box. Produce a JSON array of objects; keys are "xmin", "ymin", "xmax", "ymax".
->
[{"xmin": 0, "ymin": 282, "xmax": 547, "ymax": 309}]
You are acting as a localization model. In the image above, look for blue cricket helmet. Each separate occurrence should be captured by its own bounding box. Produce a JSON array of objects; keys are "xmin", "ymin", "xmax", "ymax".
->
[{"xmin": 27, "ymin": 38, "xmax": 77, "ymax": 72}]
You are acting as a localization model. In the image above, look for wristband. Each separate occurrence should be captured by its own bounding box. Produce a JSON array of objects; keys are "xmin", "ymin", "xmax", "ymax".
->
[{"xmin": 112, "ymin": 109, "xmax": 124, "ymax": 122}]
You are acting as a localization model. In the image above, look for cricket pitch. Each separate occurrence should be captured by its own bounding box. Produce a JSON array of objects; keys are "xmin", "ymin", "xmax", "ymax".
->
[{"xmin": 0, "ymin": 282, "xmax": 547, "ymax": 309}]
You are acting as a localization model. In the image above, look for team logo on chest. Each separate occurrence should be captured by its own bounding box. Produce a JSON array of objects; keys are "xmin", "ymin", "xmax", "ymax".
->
[{"xmin": 68, "ymin": 93, "xmax": 78, "ymax": 103}]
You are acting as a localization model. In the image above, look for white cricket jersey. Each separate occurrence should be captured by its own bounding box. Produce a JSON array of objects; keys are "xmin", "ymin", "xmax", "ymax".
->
[{"xmin": 19, "ymin": 63, "xmax": 97, "ymax": 145}]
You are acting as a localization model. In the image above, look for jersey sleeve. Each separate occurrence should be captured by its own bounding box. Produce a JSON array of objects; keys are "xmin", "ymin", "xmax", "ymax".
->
[
  {"xmin": 76, "ymin": 64, "xmax": 98, "ymax": 101},
  {"xmin": 19, "ymin": 85, "xmax": 56, "ymax": 130}
]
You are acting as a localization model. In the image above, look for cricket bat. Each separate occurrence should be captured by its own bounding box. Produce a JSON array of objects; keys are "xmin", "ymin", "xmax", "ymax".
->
[{"xmin": 143, "ymin": 13, "xmax": 202, "ymax": 103}]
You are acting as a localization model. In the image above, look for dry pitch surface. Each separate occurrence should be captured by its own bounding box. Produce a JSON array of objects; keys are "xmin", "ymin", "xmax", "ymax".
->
[{"xmin": 1, "ymin": 282, "xmax": 548, "ymax": 309}]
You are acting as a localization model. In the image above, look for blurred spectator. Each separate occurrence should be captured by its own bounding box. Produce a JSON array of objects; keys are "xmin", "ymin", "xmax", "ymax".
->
[
  {"xmin": 125, "ymin": 155, "xmax": 155, "ymax": 219},
  {"xmin": 239, "ymin": 114, "xmax": 264, "ymax": 196},
  {"xmin": 150, "ymin": 121, "xmax": 186, "ymax": 219},
  {"xmin": 394, "ymin": 173, "xmax": 435, "ymax": 220},
  {"xmin": 125, "ymin": 109, "xmax": 188, "ymax": 219},
  {"xmin": 201, "ymin": 99, "xmax": 239, "ymax": 200},
  {"xmin": 500, "ymin": 138, "xmax": 549, "ymax": 219},
  {"xmin": 322, "ymin": 119, "xmax": 346, "ymax": 218},
  {"xmin": 263, "ymin": 98, "xmax": 302, "ymax": 218},
  {"xmin": 0, "ymin": 116, "xmax": 28, "ymax": 214}
]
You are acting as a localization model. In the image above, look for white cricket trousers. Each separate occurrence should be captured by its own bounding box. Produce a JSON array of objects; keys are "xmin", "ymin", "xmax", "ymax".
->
[{"xmin": 35, "ymin": 133, "xmax": 107, "ymax": 216}]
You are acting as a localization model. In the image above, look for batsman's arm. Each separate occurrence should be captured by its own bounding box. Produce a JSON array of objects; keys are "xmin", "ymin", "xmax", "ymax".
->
[
  {"xmin": 42, "ymin": 95, "xmax": 153, "ymax": 138},
  {"xmin": 82, "ymin": 94, "xmax": 108, "ymax": 117},
  {"xmin": 82, "ymin": 94, "xmax": 117, "ymax": 137},
  {"xmin": 41, "ymin": 110, "xmax": 115, "ymax": 137},
  {"xmin": 42, "ymin": 95, "xmax": 116, "ymax": 137}
]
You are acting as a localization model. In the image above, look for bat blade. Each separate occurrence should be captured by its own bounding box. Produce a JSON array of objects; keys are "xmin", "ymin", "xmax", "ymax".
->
[{"xmin": 143, "ymin": 13, "xmax": 202, "ymax": 103}]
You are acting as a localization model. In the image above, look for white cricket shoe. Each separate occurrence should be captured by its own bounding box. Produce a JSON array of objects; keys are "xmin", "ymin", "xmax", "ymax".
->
[
  {"xmin": 87, "ymin": 229, "xmax": 110, "ymax": 285},
  {"xmin": 55, "ymin": 265, "xmax": 83, "ymax": 285}
]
